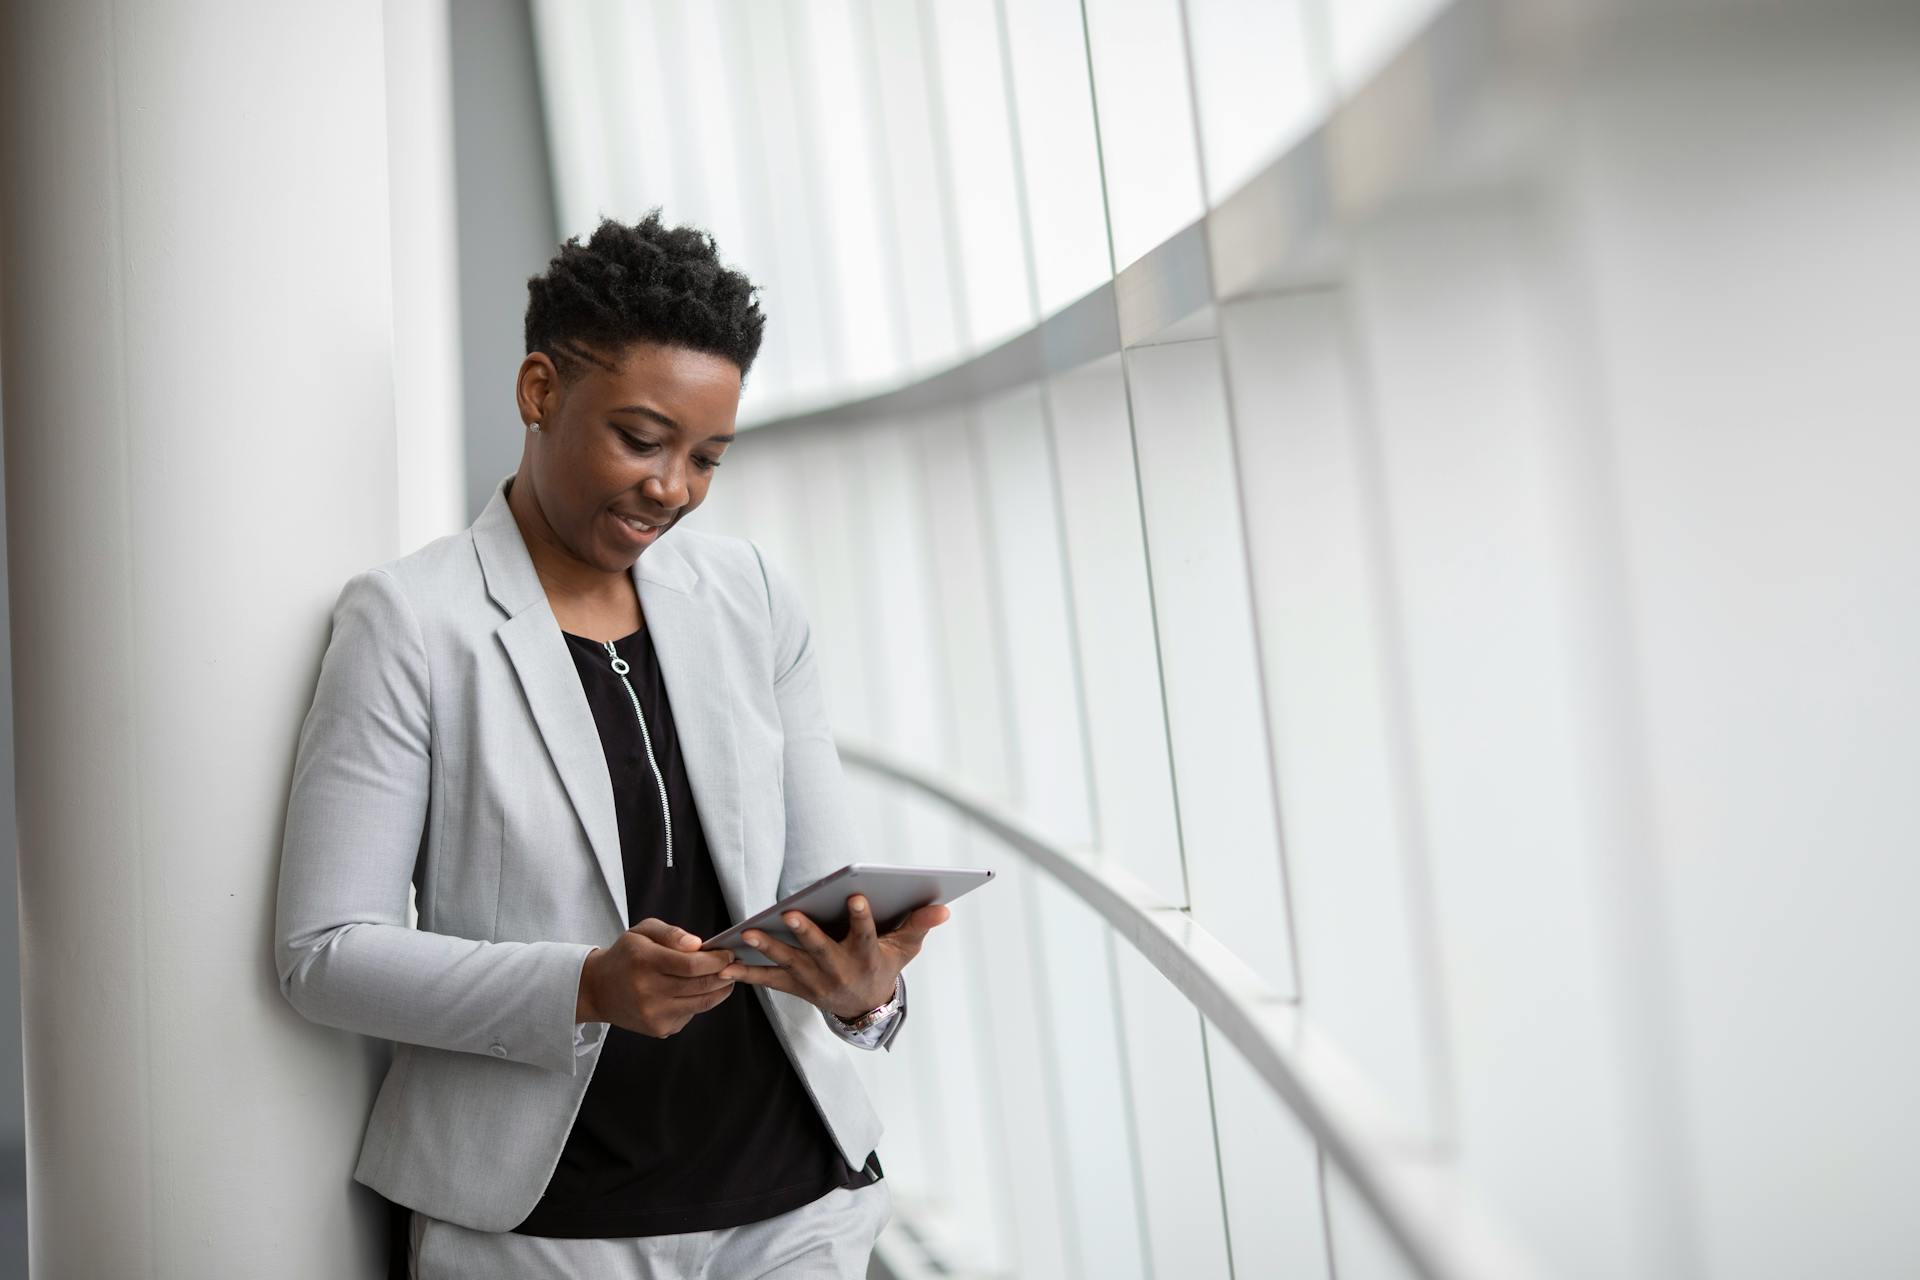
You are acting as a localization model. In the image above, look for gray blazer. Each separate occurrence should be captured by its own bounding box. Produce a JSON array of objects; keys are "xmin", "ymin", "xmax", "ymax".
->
[{"xmin": 274, "ymin": 473, "xmax": 891, "ymax": 1232}]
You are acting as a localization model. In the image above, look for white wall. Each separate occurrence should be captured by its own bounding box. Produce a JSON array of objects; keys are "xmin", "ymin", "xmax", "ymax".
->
[{"xmin": 0, "ymin": 1, "xmax": 424, "ymax": 1274}]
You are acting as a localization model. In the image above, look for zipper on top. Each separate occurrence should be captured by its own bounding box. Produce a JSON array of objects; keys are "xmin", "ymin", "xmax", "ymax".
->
[{"xmin": 602, "ymin": 637, "xmax": 673, "ymax": 868}]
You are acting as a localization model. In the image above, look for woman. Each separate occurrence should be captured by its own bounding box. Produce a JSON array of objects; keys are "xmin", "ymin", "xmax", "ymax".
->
[{"xmin": 274, "ymin": 209, "xmax": 949, "ymax": 1278}]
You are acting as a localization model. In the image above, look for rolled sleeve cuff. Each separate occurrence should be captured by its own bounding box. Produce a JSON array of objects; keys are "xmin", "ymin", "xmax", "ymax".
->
[{"xmin": 550, "ymin": 942, "xmax": 603, "ymax": 1072}]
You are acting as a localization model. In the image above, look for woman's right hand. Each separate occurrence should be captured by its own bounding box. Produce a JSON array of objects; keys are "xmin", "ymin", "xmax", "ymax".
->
[{"xmin": 576, "ymin": 918, "xmax": 736, "ymax": 1038}]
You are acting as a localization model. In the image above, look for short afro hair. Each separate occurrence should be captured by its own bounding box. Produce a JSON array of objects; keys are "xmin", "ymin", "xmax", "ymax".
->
[{"xmin": 523, "ymin": 207, "xmax": 766, "ymax": 385}]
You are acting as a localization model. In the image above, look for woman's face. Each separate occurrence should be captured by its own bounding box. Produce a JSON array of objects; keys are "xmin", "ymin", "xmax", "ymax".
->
[{"xmin": 515, "ymin": 338, "xmax": 739, "ymax": 574}]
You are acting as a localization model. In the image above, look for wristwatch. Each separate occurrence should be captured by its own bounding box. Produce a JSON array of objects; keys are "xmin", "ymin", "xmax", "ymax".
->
[{"xmin": 831, "ymin": 975, "xmax": 903, "ymax": 1034}]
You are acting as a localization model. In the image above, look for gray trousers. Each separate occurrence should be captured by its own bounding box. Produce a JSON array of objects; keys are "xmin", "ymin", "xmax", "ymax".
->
[{"xmin": 408, "ymin": 1180, "xmax": 892, "ymax": 1279}]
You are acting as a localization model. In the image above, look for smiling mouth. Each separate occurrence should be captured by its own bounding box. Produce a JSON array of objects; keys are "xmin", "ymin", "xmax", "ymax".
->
[{"xmin": 614, "ymin": 510, "xmax": 671, "ymax": 538}]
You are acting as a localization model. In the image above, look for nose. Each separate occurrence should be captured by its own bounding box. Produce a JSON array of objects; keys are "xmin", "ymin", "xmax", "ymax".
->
[{"xmin": 639, "ymin": 455, "xmax": 692, "ymax": 509}]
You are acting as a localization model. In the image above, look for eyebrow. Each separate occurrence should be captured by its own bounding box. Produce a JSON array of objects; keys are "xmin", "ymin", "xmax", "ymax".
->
[{"xmin": 607, "ymin": 404, "xmax": 734, "ymax": 443}]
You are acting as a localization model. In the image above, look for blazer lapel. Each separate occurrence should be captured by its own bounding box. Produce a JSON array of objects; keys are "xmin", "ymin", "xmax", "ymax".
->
[
  {"xmin": 471, "ymin": 474, "xmax": 748, "ymax": 928},
  {"xmin": 637, "ymin": 551, "xmax": 749, "ymax": 922},
  {"xmin": 472, "ymin": 477, "xmax": 625, "ymax": 922},
  {"xmin": 498, "ymin": 608, "xmax": 626, "ymax": 922}
]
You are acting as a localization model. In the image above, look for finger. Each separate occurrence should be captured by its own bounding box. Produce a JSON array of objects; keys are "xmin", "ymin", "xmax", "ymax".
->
[
  {"xmin": 717, "ymin": 955, "xmax": 774, "ymax": 980},
  {"xmin": 845, "ymin": 895, "xmax": 878, "ymax": 950},
  {"xmin": 880, "ymin": 904, "xmax": 951, "ymax": 952},
  {"xmin": 640, "ymin": 934, "xmax": 735, "ymax": 978},
  {"xmin": 632, "ymin": 918, "xmax": 703, "ymax": 952},
  {"xmin": 657, "ymin": 948, "xmax": 734, "ymax": 979},
  {"xmin": 741, "ymin": 928, "xmax": 810, "ymax": 972},
  {"xmin": 723, "ymin": 963, "xmax": 804, "ymax": 997},
  {"xmin": 782, "ymin": 911, "xmax": 839, "ymax": 965},
  {"xmin": 666, "ymin": 973, "xmax": 735, "ymax": 997},
  {"xmin": 671, "ymin": 982, "xmax": 736, "ymax": 1013}
]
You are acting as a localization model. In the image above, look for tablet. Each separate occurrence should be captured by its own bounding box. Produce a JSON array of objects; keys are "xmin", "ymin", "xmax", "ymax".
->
[{"xmin": 702, "ymin": 863, "xmax": 995, "ymax": 966}]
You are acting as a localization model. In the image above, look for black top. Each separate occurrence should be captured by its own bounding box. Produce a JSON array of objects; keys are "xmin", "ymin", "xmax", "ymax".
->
[{"xmin": 508, "ymin": 622, "xmax": 879, "ymax": 1238}]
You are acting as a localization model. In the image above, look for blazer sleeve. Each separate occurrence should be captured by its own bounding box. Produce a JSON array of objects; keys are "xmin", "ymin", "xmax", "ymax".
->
[
  {"xmin": 273, "ymin": 568, "xmax": 597, "ymax": 1076},
  {"xmin": 749, "ymin": 541, "xmax": 910, "ymax": 1053}
]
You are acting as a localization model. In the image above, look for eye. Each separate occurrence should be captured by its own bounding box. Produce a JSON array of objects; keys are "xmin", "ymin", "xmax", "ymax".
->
[{"xmin": 616, "ymin": 426, "xmax": 721, "ymax": 471}]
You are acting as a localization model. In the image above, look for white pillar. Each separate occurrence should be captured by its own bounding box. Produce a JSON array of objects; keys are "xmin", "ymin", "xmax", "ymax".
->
[
  {"xmin": 385, "ymin": 0, "xmax": 468, "ymax": 548},
  {"xmin": 2, "ymin": 2, "xmax": 402, "ymax": 1274}
]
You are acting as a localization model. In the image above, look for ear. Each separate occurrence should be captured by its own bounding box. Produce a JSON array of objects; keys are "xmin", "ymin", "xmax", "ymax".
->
[{"xmin": 516, "ymin": 352, "xmax": 561, "ymax": 428}]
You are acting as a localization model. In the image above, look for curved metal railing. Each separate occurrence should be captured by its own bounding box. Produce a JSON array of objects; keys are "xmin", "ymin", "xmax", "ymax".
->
[{"xmin": 839, "ymin": 737, "xmax": 1549, "ymax": 1280}]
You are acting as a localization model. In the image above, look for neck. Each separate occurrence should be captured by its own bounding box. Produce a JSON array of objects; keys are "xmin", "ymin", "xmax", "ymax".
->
[{"xmin": 504, "ymin": 470, "xmax": 635, "ymax": 609}]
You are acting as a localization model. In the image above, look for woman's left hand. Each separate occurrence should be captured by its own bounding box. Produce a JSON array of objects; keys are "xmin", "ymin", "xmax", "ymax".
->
[{"xmin": 717, "ymin": 894, "xmax": 950, "ymax": 1019}]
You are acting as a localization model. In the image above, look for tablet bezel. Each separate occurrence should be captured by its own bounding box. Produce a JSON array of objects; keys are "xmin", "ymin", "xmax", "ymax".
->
[{"xmin": 701, "ymin": 862, "xmax": 995, "ymax": 966}]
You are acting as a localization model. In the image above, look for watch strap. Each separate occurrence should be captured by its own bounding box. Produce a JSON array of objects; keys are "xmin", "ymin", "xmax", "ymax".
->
[{"xmin": 832, "ymin": 975, "xmax": 902, "ymax": 1033}]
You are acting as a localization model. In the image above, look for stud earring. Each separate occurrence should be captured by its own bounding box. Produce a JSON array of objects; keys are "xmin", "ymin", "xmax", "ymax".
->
[{"xmin": 530, "ymin": 421, "xmax": 542, "ymax": 431}]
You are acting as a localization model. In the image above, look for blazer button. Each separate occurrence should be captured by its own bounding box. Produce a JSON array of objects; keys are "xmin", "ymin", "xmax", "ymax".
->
[{"xmin": 489, "ymin": 1043, "xmax": 508, "ymax": 1057}]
